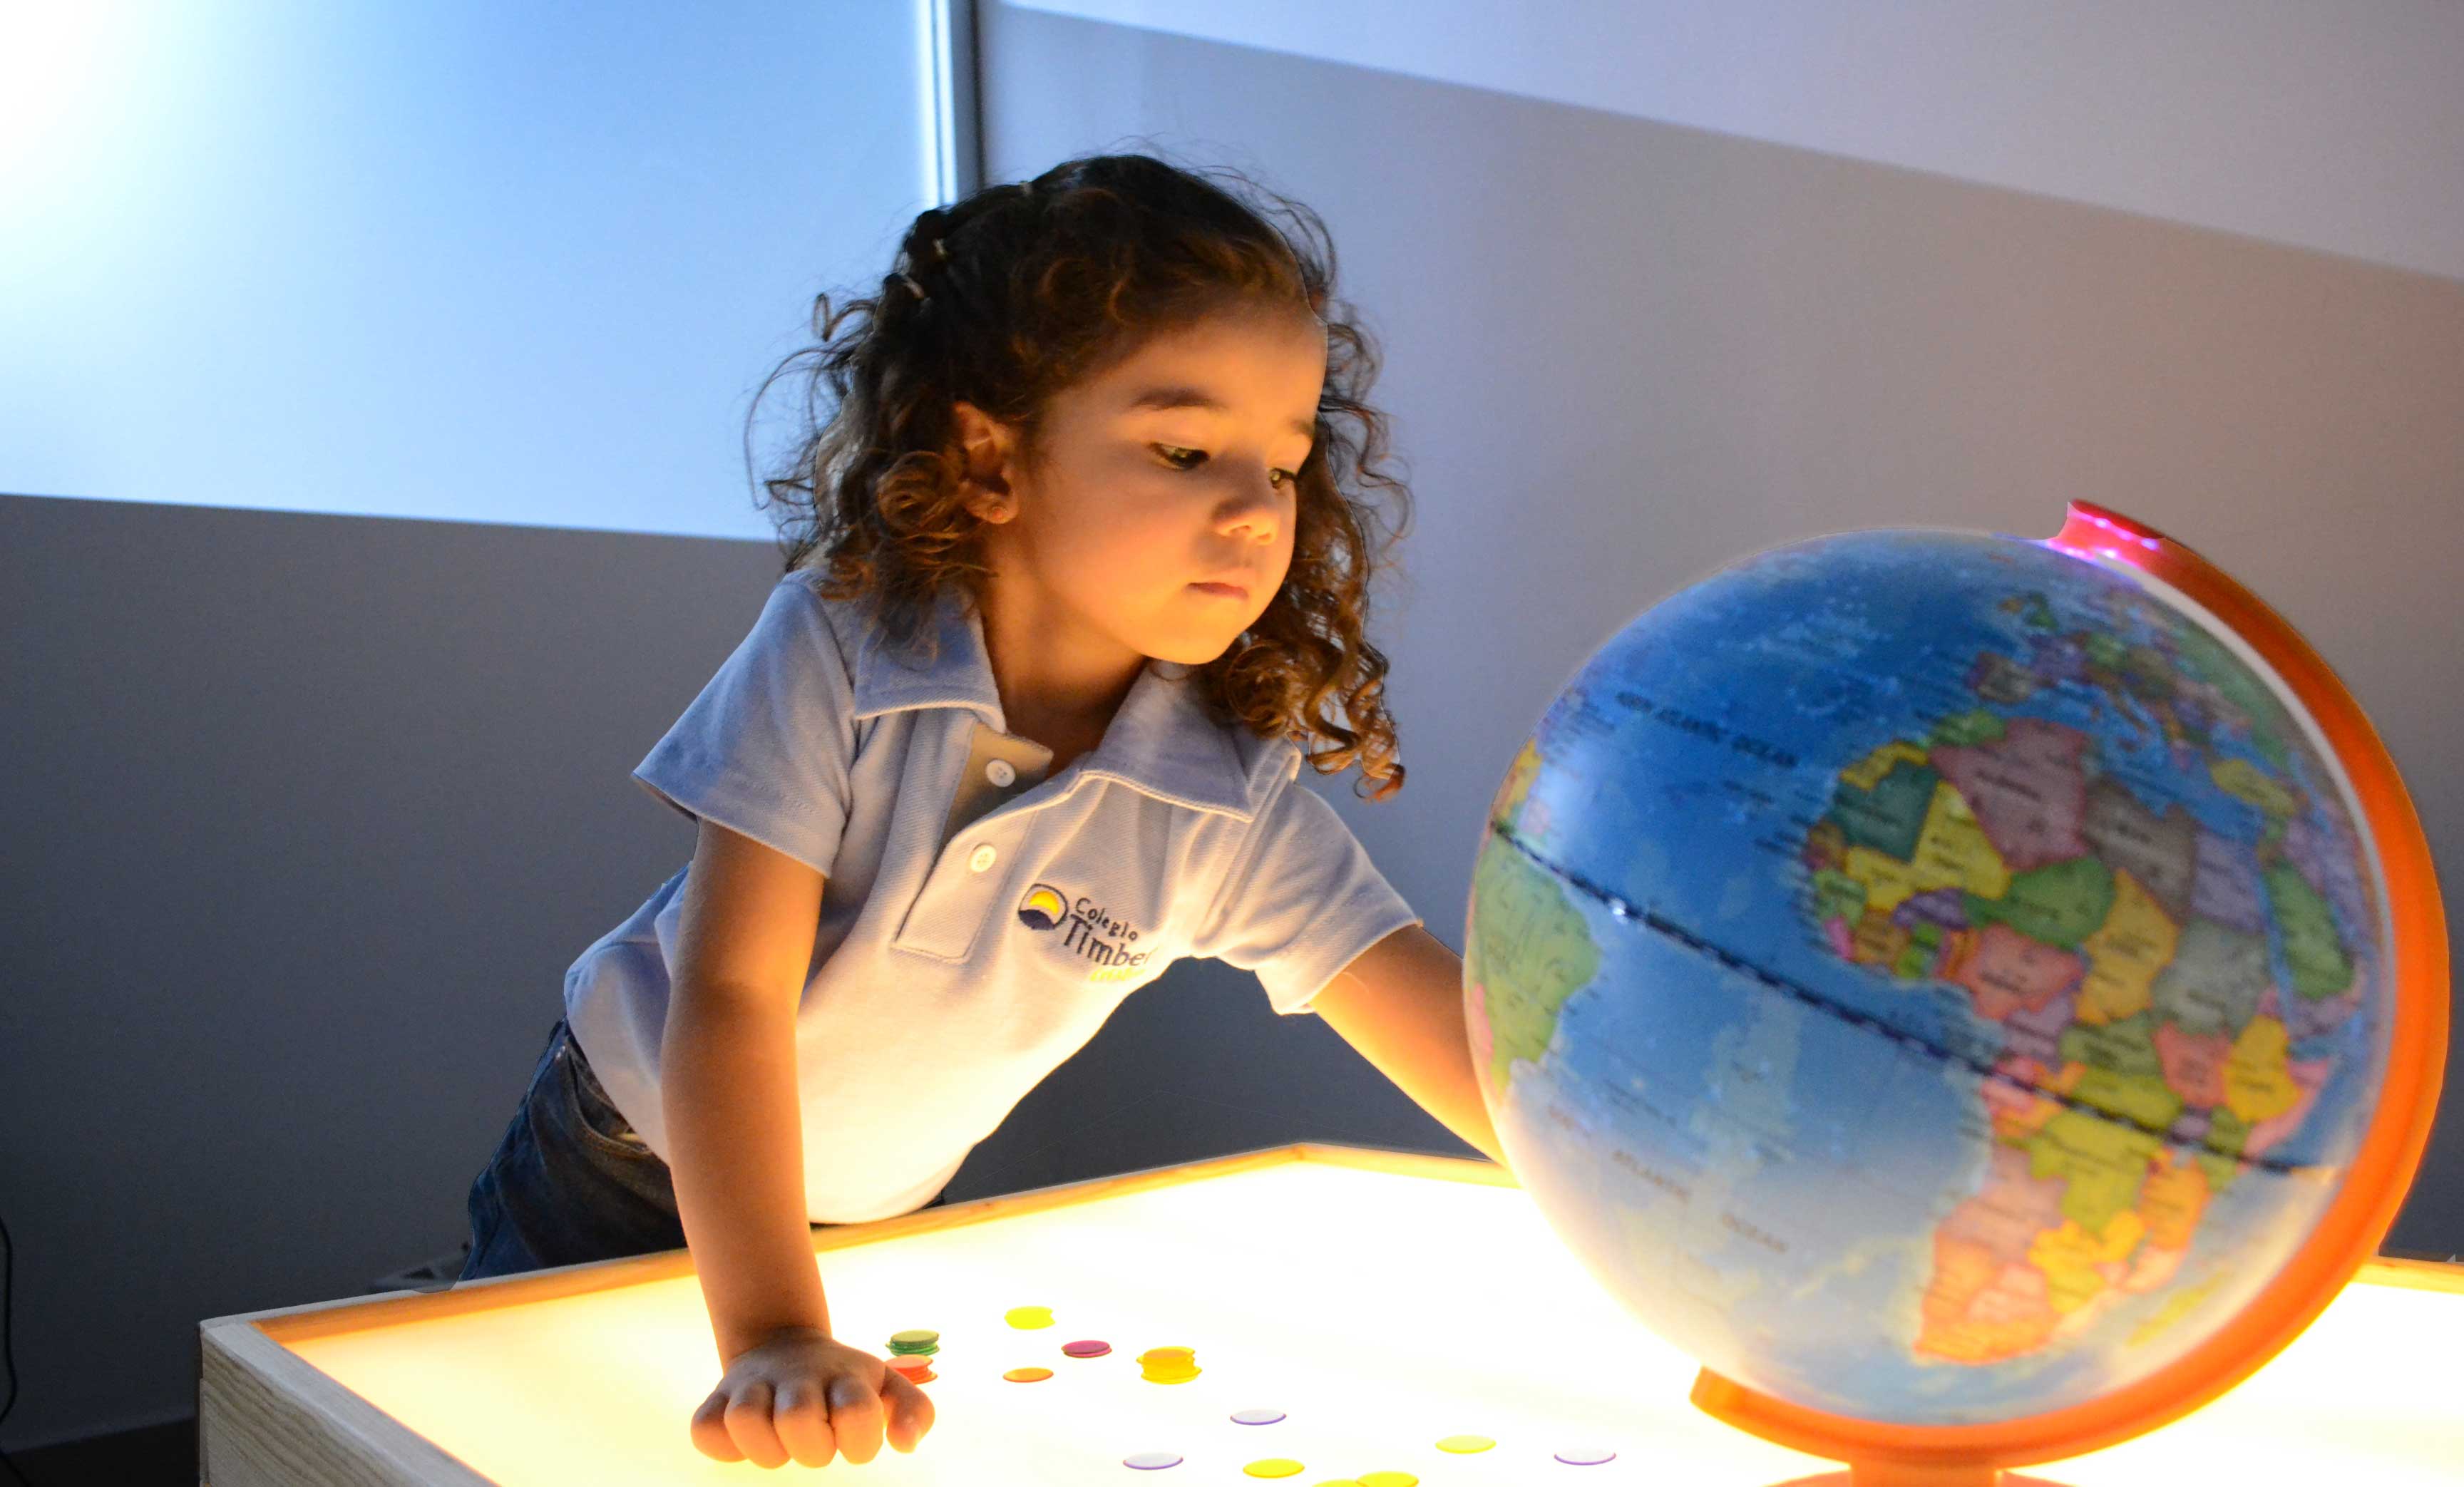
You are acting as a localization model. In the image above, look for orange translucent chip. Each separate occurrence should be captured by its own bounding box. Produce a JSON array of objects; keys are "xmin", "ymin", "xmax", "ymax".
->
[{"xmin": 1002, "ymin": 1366, "xmax": 1054, "ymax": 1383}]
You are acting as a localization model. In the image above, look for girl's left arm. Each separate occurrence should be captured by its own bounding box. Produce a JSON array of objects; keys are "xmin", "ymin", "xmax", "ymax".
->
[{"xmin": 1310, "ymin": 925, "xmax": 1508, "ymax": 1168}]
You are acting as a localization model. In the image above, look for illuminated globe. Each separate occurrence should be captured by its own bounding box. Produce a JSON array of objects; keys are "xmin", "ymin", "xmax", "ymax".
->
[{"xmin": 1464, "ymin": 503, "xmax": 2445, "ymax": 1480}]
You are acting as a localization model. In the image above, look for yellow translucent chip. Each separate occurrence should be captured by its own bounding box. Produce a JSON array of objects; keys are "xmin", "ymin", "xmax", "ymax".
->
[
  {"xmin": 1001, "ymin": 1366, "xmax": 1054, "ymax": 1383},
  {"xmin": 1005, "ymin": 1305, "xmax": 1055, "ymax": 1329},
  {"xmin": 1357, "ymin": 1474, "xmax": 1420, "ymax": 1487},
  {"xmin": 1242, "ymin": 1460, "xmax": 1305, "ymax": 1479},
  {"xmin": 1139, "ymin": 1346, "xmax": 1195, "ymax": 1362},
  {"xmin": 1435, "ymin": 1434, "xmax": 1495, "ymax": 1453}
]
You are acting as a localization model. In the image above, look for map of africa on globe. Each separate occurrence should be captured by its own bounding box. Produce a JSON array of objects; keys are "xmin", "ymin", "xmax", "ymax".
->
[{"xmin": 1463, "ymin": 522, "xmax": 2398, "ymax": 1431}]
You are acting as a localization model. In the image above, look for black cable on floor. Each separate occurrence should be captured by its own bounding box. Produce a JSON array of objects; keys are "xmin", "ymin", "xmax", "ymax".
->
[{"xmin": 0, "ymin": 1210, "xmax": 30, "ymax": 1487}]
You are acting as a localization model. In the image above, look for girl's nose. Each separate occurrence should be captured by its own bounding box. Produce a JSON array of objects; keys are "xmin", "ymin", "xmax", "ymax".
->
[
  {"xmin": 1221, "ymin": 508, "xmax": 1278, "ymax": 544},
  {"xmin": 1218, "ymin": 482, "xmax": 1283, "ymax": 540}
]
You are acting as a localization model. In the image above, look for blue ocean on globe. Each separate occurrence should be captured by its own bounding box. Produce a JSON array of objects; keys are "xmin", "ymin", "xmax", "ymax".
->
[{"xmin": 1465, "ymin": 528, "xmax": 2388, "ymax": 1426}]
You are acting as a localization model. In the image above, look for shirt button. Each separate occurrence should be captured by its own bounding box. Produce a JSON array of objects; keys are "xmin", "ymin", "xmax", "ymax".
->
[
  {"xmin": 968, "ymin": 843, "xmax": 998, "ymax": 873},
  {"xmin": 985, "ymin": 758, "xmax": 1017, "ymax": 788}
]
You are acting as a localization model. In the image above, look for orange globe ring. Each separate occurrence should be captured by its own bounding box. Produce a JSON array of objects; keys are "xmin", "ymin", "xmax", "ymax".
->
[{"xmin": 1690, "ymin": 500, "xmax": 2450, "ymax": 1477}]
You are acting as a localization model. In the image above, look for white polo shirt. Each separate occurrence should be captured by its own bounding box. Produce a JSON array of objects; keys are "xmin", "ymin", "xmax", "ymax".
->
[{"xmin": 563, "ymin": 572, "xmax": 1423, "ymax": 1223}]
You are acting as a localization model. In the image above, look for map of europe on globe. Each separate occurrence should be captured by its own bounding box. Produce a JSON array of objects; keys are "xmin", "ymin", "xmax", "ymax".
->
[{"xmin": 1464, "ymin": 520, "xmax": 2395, "ymax": 1429}]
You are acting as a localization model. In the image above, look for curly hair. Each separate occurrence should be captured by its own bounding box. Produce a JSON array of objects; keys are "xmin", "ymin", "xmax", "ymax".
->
[{"xmin": 741, "ymin": 146, "xmax": 1413, "ymax": 801}]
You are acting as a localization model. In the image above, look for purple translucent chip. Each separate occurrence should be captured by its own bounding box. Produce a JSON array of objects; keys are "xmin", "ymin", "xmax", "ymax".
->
[
  {"xmin": 1554, "ymin": 1447, "xmax": 1617, "ymax": 1466},
  {"xmin": 1229, "ymin": 1408, "xmax": 1286, "ymax": 1426},
  {"xmin": 1064, "ymin": 1339, "xmax": 1114, "ymax": 1357},
  {"xmin": 1123, "ymin": 1450, "xmax": 1184, "ymax": 1470}
]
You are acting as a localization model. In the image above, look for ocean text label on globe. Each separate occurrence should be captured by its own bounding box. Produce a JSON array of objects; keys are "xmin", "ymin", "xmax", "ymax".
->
[{"xmin": 1464, "ymin": 528, "xmax": 2387, "ymax": 1426}]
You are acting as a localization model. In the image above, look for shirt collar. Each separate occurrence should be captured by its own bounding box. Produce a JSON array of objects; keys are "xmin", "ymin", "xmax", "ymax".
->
[{"xmin": 847, "ymin": 585, "xmax": 1283, "ymax": 821}]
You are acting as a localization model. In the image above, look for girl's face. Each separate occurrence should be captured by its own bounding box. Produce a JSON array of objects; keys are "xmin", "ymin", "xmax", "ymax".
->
[{"xmin": 955, "ymin": 305, "xmax": 1328, "ymax": 669}]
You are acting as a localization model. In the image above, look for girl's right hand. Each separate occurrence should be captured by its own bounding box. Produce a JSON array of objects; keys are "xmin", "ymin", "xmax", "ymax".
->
[{"xmin": 689, "ymin": 1325, "xmax": 936, "ymax": 1468}]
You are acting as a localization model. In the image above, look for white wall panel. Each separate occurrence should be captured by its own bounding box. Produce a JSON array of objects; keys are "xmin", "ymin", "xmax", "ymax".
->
[
  {"xmin": 1014, "ymin": 0, "xmax": 2464, "ymax": 282},
  {"xmin": 0, "ymin": 1, "xmax": 942, "ymax": 537}
]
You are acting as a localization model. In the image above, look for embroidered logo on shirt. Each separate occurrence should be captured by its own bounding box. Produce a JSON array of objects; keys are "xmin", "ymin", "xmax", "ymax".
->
[
  {"xmin": 1017, "ymin": 881, "xmax": 1156, "ymax": 983},
  {"xmin": 1017, "ymin": 883, "xmax": 1068, "ymax": 929}
]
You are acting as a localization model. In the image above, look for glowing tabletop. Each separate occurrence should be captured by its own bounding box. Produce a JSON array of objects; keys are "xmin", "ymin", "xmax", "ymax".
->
[{"xmin": 199, "ymin": 1144, "xmax": 2463, "ymax": 1485}]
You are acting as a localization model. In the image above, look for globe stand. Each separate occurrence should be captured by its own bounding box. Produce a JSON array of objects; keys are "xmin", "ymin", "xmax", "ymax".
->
[
  {"xmin": 1767, "ymin": 1472, "xmax": 2066, "ymax": 1487},
  {"xmin": 1695, "ymin": 1369, "xmax": 2073, "ymax": 1487},
  {"xmin": 1774, "ymin": 1467, "xmax": 2060, "ymax": 1477}
]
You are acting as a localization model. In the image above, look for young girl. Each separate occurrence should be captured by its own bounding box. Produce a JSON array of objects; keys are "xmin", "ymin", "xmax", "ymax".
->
[{"xmin": 455, "ymin": 150, "xmax": 1502, "ymax": 1471}]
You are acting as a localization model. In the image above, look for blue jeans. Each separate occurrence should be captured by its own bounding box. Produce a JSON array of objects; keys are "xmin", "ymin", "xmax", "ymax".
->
[
  {"xmin": 456, "ymin": 1018, "xmax": 952, "ymax": 1284},
  {"xmin": 456, "ymin": 1017, "xmax": 689, "ymax": 1282}
]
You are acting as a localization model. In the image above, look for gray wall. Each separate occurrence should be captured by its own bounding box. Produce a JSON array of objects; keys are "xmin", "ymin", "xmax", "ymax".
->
[{"xmin": 6, "ymin": 1, "xmax": 2461, "ymax": 1453}]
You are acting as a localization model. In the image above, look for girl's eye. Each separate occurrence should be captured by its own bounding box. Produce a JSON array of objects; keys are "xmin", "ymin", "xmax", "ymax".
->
[{"xmin": 1154, "ymin": 444, "xmax": 1298, "ymax": 489}]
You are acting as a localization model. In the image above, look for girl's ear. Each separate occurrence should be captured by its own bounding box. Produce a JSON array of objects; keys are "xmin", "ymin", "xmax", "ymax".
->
[{"xmin": 951, "ymin": 398, "xmax": 1020, "ymax": 523}]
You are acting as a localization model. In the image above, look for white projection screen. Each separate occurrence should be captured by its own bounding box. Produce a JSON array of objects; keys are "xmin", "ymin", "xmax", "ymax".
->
[{"xmin": 1, "ymin": 1, "xmax": 955, "ymax": 541}]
